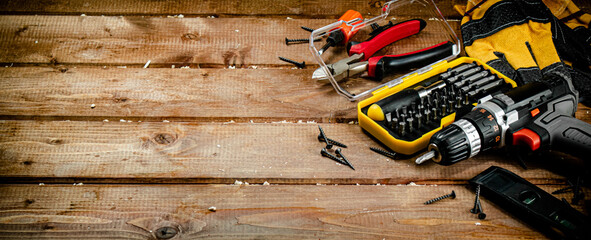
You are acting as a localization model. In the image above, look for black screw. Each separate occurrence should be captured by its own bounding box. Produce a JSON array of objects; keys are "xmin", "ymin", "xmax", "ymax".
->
[
  {"xmin": 301, "ymin": 26, "xmax": 315, "ymax": 32},
  {"xmin": 320, "ymin": 148, "xmax": 347, "ymax": 166},
  {"xmin": 369, "ymin": 147, "xmax": 396, "ymax": 160},
  {"xmin": 317, "ymin": 126, "xmax": 333, "ymax": 149},
  {"xmin": 154, "ymin": 226, "xmax": 178, "ymax": 239},
  {"xmin": 477, "ymin": 200, "xmax": 486, "ymax": 220},
  {"xmin": 335, "ymin": 148, "xmax": 355, "ymax": 170},
  {"xmin": 424, "ymin": 190, "xmax": 456, "ymax": 205},
  {"xmin": 471, "ymin": 185, "xmax": 481, "ymax": 214},
  {"xmin": 572, "ymin": 177, "xmax": 583, "ymax": 205},
  {"xmin": 552, "ymin": 186, "xmax": 573, "ymax": 194},
  {"xmin": 285, "ymin": 37, "xmax": 321, "ymax": 45},
  {"xmin": 317, "ymin": 134, "xmax": 347, "ymax": 148},
  {"xmin": 278, "ymin": 56, "xmax": 305, "ymax": 69}
]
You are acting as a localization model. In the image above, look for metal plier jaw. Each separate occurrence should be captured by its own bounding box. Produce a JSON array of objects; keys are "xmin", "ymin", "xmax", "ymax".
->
[
  {"xmin": 312, "ymin": 19, "xmax": 429, "ymax": 82},
  {"xmin": 313, "ymin": 54, "xmax": 366, "ymax": 81}
]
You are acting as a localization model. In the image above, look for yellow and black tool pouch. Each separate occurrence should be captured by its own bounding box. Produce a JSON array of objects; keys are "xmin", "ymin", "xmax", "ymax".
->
[{"xmin": 457, "ymin": 0, "xmax": 591, "ymax": 105}]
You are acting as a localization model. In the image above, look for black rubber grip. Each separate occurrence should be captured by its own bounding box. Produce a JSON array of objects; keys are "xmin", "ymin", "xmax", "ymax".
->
[
  {"xmin": 532, "ymin": 95, "xmax": 591, "ymax": 159},
  {"xmin": 373, "ymin": 41, "xmax": 454, "ymax": 80},
  {"xmin": 537, "ymin": 115, "xmax": 591, "ymax": 159}
]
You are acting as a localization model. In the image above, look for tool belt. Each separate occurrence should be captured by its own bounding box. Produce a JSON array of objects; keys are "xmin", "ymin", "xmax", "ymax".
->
[{"xmin": 456, "ymin": 0, "xmax": 591, "ymax": 105}]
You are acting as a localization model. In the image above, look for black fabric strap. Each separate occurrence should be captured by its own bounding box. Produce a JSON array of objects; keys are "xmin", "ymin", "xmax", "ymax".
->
[
  {"xmin": 560, "ymin": 11, "xmax": 585, "ymax": 23},
  {"xmin": 464, "ymin": 0, "xmax": 488, "ymax": 16},
  {"xmin": 462, "ymin": 0, "xmax": 553, "ymax": 47},
  {"xmin": 573, "ymin": 26, "xmax": 591, "ymax": 44}
]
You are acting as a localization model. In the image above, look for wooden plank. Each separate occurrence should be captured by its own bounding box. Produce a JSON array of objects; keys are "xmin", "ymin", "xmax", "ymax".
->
[
  {"xmin": 0, "ymin": 0, "xmax": 465, "ymax": 19},
  {"xmin": 1, "ymin": 120, "xmax": 582, "ymax": 184},
  {"xmin": 1, "ymin": 67, "xmax": 590, "ymax": 122},
  {"xmin": 0, "ymin": 67, "xmax": 356, "ymax": 120},
  {"xmin": 0, "ymin": 16, "xmax": 459, "ymax": 65},
  {"xmin": 2, "ymin": 184, "xmax": 585, "ymax": 239},
  {"xmin": 1, "ymin": 0, "xmax": 589, "ymax": 21}
]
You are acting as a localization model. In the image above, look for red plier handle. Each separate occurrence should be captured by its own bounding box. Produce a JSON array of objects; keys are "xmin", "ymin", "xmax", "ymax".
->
[{"xmin": 347, "ymin": 19, "xmax": 427, "ymax": 61}]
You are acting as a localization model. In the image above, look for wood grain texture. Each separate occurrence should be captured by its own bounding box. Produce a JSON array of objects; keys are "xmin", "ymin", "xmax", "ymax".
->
[
  {"xmin": 0, "ymin": 67, "xmax": 355, "ymax": 120},
  {"xmin": 0, "ymin": 0, "xmax": 590, "ymax": 239},
  {"xmin": 0, "ymin": 0, "xmax": 463, "ymax": 19},
  {"xmin": 1, "ymin": 67, "xmax": 589, "ymax": 122},
  {"xmin": 1, "ymin": 0, "xmax": 589, "ymax": 21},
  {"xmin": 3, "ymin": 184, "xmax": 585, "ymax": 239},
  {"xmin": 0, "ymin": 120, "xmax": 582, "ymax": 184},
  {"xmin": 0, "ymin": 16, "xmax": 458, "ymax": 66}
]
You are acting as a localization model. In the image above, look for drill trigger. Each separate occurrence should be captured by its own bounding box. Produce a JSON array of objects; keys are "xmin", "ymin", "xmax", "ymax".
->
[{"xmin": 512, "ymin": 128, "xmax": 541, "ymax": 151}]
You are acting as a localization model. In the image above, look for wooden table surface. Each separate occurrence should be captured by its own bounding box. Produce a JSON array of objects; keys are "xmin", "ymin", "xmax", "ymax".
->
[{"xmin": 1, "ymin": 1, "xmax": 590, "ymax": 239}]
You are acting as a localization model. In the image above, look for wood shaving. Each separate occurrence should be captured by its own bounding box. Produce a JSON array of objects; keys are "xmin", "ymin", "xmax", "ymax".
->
[{"xmin": 143, "ymin": 60, "xmax": 151, "ymax": 68}]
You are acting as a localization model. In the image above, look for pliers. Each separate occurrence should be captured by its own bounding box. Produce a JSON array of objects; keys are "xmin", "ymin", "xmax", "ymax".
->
[{"xmin": 312, "ymin": 19, "xmax": 455, "ymax": 81}]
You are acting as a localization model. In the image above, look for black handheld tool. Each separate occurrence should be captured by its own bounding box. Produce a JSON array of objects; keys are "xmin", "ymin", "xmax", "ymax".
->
[
  {"xmin": 317, "ymin": 10, "xmax": 363, "ymax": 55},
  {"xmin": 470, "ymin": 166, "xmax": 591, "ymax": 240},
  {"xmin": 416, "ymin": 72, "xmax": 591, "ymax": 165}
]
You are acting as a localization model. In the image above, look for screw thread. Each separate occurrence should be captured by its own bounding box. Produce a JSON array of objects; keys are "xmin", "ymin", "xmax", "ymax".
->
[
  {"xmin": 370, "ymin": 147, "xmax": 396, "ymax": 159},
  {"xmin": 321, "ymin": 148, "xmax": 347, "ymax": 165},
  {"xmin": 424, "ymin": 191, "xmax": 455, "ymax": 205},
  {"xmin": 318, "ymin": 135, "xmax": 347, "ymax": 148},
  {"xmin": 335, "ymin": 148, "xmax": 355, "ymax": 170},
  {"xmin": 278, "ymin": 56, "xmax": 305, "ymax": 68},
  {"xmin": 285, "ymin": 38, "xmax": 307, "ymax": 45},
  {"xmin": 552, "ymin": 186, "xmax": 573, "ymax": 194},
  {"xmin": 471, "ymin": 185, "xmax": 481, "ymax": 213},
  {"xmin": 301, "ymin": 26, "xmax": 315, "ymax": 32},
  {"xmin": 318, "ymin": 126, "xmax": 333, "ymax": 149}
]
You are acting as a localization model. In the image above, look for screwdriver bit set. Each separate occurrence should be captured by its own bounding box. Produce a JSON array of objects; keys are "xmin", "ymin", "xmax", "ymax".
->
[{"xmin": 358, "ymin": 57, "xmax": 518, "ymax": 155}]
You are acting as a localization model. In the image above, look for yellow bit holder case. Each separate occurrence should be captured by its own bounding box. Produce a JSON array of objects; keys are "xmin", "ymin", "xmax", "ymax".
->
[{"xmin": 357, "ymin": 57, "xmax": 517, "ymax": 155}]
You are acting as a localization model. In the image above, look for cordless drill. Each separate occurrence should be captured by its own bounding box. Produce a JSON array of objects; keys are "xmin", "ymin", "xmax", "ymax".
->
[{"xmin": 415, "ymin": 72, "xmax": 591, "ymax": 165}]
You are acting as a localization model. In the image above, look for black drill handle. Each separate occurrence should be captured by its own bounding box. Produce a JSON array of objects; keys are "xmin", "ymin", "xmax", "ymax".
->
[
  {"xmin": 528, "ymin": 94, "xmax": 591, "ymax": 159},
  {"xmin": 534, "ymin": 115, "xmax": 591, "ymax": 159}
]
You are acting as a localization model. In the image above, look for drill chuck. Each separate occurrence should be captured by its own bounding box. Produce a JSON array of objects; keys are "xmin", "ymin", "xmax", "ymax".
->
[
  {"xmin": 425, "ymin": 119, "xmax": 482, "ymax": 165},
  {"xmin": 416, "ymin": 97, "xmax": 506, "ymax": 165}
]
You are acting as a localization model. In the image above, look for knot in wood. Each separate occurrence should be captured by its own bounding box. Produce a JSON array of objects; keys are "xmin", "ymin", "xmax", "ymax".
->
[
  {"xmin": 181, "ymin": 33, "xmax": 199, "ymax": 41},
  {"xmin": 369, "ymin": 0, "xmax": 384, "ymax": 8},
  {"xmin": 154, "ymin": 226, "xmax": 178, "ymax": 239},
  {"xmin": 47, "ymin": 138, "xmax": 63, "ymax": 145},
  {"xmin": 153, "ymin": 133, "xmax": 176, "ymax": 145}
]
